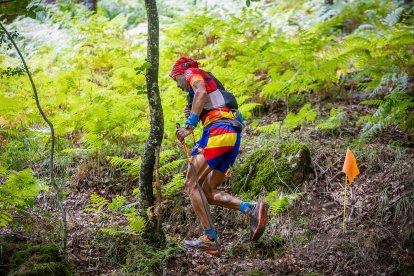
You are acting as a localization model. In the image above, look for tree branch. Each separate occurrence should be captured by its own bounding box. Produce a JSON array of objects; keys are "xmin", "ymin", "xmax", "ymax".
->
[{"xmin": 0, "ymin": 22, "xmax": 67, "ymax": 255}]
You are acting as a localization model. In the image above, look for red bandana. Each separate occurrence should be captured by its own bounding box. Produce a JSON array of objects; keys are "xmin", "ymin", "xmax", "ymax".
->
[{"xmin": 169, "ymin": 57, "xmax": 199, "ymax": 78}]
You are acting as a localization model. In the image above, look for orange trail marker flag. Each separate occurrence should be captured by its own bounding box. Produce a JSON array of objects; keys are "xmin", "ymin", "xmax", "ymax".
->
[
  {"xmin": 342, "ymin": 148, "xmax": 360, "ymax": 234},
  {"xmin": 342, "ymin": 148, "xmax": 360, "ymax": 185}
]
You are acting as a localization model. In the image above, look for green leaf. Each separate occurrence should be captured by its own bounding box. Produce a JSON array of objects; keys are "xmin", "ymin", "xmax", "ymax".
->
[{"xmin": 134, "ymin": 62, "xmax": 152, "ymax": 75}]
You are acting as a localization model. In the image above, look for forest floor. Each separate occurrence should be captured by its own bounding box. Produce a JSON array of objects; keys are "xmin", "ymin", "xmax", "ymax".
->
[{"xmin": 2, "ymin": 99, "xmax": 414, "ymax": 275}]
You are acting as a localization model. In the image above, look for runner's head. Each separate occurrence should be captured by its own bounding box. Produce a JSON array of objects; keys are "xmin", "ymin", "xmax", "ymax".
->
[
  {"xmin": 170, "ymin": 57, "xmax": 199, "ymax": 91},
  {"xmin": 169, "ymin": 57, "xmax": 199, "ymax": 78}
]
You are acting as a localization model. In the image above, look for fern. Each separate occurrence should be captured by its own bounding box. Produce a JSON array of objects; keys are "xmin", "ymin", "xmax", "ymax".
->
[
  {"xmin": 126, "ymin": 212, "xmax": 145, "ymax": 235},
  {"xmin": 0, "ymin": 169, "xmax": 42, "ymax": 226},
  {"xmin": 360, "ymin": 86, "xmax": 414, "ymax": 139},
  {"xmin": 84, "ymin": 194, "xmax": 108, "ymax": 213},
  {"xmin": 317, "ymin": 108, "xmax": 345, "ymax": 133},
  {"xmin": 382, "ymin": 7, "xmax": 405, "ymax": 27},
  {"xmin": 257, "ymin": 104, "xmax": 317, "ymax": 134},
  {"xmin": 0, "ymin": 211, "xmax": 13, "ymax": 227},
  {"xmin": 108, "ymin": 195, "xmax": 126, "ymax": 212},
  {"xmin": 163, "ymin": 173, "xmax": 185, "ymax": 198},
  {"xmin": 107, "ymin": 156, "xmax": 142, "ymax": 176},
  {"xmin": 159, "ymin": 159, "xmax": 185, "ymax": 177},
  {"xmin": 264, "ymin": 191, "xmax": 303, "ymax": 214}
]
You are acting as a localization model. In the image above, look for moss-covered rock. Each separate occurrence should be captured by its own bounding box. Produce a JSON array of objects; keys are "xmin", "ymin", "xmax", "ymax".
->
[
  {"xmin": 10, "ymin": 262, "xmax": 70, "ymax": 276},
  {"xmin": 9, "ymin": 244, "xmax": 70, "ymax": 276},
  {"xmin": 232, "ymin": 141, "xmax": 312, "ymax": 195}
]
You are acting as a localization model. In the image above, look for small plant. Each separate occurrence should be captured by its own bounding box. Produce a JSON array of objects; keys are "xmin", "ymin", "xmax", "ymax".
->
[
  {"xmin": 0, "ymin": 169, "xmax": 43, "ymax": 227},
  {"xmin": 84, "ymin": 194, "xmax": 109, "ymax": 213},
  {"xmin": 317, "ymin": 107, "xmax": 346, "ymax": 134},
  {"xmin": 359, "ymin": 87, "xmax": 414, "ymax": 140},
  {"xmin": 108, "ymin": 195, "xmax": 126, "ymax": 212},
  {"xmin": 162, "ymin": 173, "xmax": 185, "ymax": 198},
  {"xmin": 264, "ymin": 191, "xmax": 303, "ymax": 214},
  {"xmin": 257, "ymin": 104, "xmax": 317, "ymax": 135}
]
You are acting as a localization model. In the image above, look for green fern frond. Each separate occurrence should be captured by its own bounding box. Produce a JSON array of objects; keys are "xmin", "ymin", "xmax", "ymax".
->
[
  {"xmin": 317, "ymin": 108, "xmax": 345, "ymax": 133},
  {"xmin": 0, "ymin": 211, "xmax": 13, "ymax": 227},
  {"xmin": 256, "ymin": 121, "xmax": 282, "ymax": 135},
  {"xmin": 108, "ymin": 195, "xmax": 126, "ymax": 212},
  {"xmin": 360, "ymin": 99, "xmax": 383, "ymax": 106},
  {"xmin": 382, "ymin": 7, "xmax": 404, "ymax": 27},
  {"xmin": 84, "ymin": 194, "xmax": 108, "ymax": 213},
  {"xmin": 107, "ymin": 156, "xmax": 142, "ymax": 176},
  {"xmin": 239, "ymin": 103, "xmax": 261, "ymax": 119},
  {"xmin": 160, "ymin": 150, "xmax": 178, "ymax": 165},
  {"xmin": 264, "ymin": 191, "xmax": 303, "ymax": 214},
  {"xmin": 163, "ymin": 173, "xmax": 185, "ymax": 198},
  {"xmin": 160, "ymin": 159, "xmax": 185, "ymax": 177},
  {"xmin": 126, "ymin": 213, "xmax": 145, "ymax": 235}
]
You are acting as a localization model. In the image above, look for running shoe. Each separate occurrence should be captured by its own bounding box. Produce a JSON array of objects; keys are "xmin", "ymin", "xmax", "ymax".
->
[
  {"xmin": 184, "ymin": 234, "xmax": 223, "ymax": 255},
  {"xmin": 249, "ymin": 201, "xmax": 269, "ymax": 241}
]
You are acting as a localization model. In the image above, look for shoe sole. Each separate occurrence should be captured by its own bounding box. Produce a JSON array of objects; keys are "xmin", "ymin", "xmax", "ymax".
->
[
  {"xmin": 206, "ymin": 247, "xmax": 224, "ymax": 256},
  {"xmin": 251, "ymin": 202, "xmax": 268, "ymax": 241},
  {"xmin": 185, "ymin": 246, "xmax": 224, "ymax": 256}
]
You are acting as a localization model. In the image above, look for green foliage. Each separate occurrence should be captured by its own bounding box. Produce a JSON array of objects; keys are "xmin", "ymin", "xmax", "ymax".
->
[
  {"xmin": 159, "ymin": 159, "xmax": 185, "ymax": 177},
  {"xmin": 163, "ymin": 173, "xmax": 185, "ymax": 198},
  {"xmin": 0, "ymin": 210, "xmax": 13, "ymax": 227},
  {"xmin": 108, "ymin": 195, "xmax": 126, "ymax": 212},
  {"xmin": 0, "ymin": 169, "xmax": 43, "ymax": 227},
  {"xmin": 86, "ymin": 193, "xmax": 145, "ymax": 236},
  {"xmin": 125, "ymin": 242, "xmax": 182, "ymax": 275},
  {"xmin": 257, "ymin": 104, "xmax": 317, "ymax": 135},
  {"xmin": 107, "ymin": 156, "xmax": 142, "ymax": 177},
  {"xmin": 317, "ymin": 107, "xmax": 346, "ymax": 133},
  {"xmin": 84, "ymin": 194, "xmax": 108, "ymax": 213},
  {"xmin": 264, "ymin": 191, "xmax": 303, "ymax": 214},
  {"xmin": 359, "ymin": 87, "xmax": 414, "ymax": 139},
  {"xmin": 126, "ymin": 213, "xmax": 145, "ymax": 235}
]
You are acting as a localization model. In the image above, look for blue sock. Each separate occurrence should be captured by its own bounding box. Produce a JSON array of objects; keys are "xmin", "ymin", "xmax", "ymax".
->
[
  {"xmin": 203, "ymin": 228, "xmax": 218, "ymax": 240},
  {"xmin": 240, "ymin": 202, "xmax": 253, "ymax": 214}
]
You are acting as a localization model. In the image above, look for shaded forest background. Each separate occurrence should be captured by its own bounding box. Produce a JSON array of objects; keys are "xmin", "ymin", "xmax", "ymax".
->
[{"xmin": 0, "ymin": 0, "xmax": 413, "ymax": 275}]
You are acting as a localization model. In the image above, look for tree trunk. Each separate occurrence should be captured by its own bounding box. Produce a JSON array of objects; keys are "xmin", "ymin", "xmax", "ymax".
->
[
  {"xmin": 85, "ymin": 0, "xmax": 97, "ymax": 11},
  {"xmin": 324, "ymin": 0, "xmax": 333, "ymax": 4},
  {"xmin": 138, "ymin": 0, "xmax": 164, "ymax": 245}
]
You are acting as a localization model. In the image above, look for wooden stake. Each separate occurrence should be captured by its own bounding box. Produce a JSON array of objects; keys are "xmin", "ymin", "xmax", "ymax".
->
[{"xmin": 342, "ymin": 175, "xmax": 348, "ymax": 234}]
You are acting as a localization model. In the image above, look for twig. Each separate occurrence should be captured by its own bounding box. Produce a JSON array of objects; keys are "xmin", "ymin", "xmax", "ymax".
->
[
  {"xmin": 387, "ymin": 191, "xmax": 413, "ymax": 207},
  {"xmin": 0, "ymin": 22, "xmax": 67, "ymax": 255},
  {"xmin": 320, "ymin": 212, "xmax": 342, "ymax": 223},
  {"xmin": 243, "ymin": 165, "xmax": 254, "ymax": 191}
]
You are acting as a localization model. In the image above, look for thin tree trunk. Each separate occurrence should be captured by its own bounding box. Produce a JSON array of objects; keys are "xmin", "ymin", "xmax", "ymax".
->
[
  {"xmin": 138, "ymin": 0, "xmax": 164, "ymax": 244},
  {"xmin": 0, "ymin": 23, "xmax": 67, "ymax": 255}
]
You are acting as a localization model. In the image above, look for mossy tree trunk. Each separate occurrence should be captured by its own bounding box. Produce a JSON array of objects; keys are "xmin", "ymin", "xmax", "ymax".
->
[{"xmin": 138, "ymin": 0, "xmax": 164, "ymax": 244}]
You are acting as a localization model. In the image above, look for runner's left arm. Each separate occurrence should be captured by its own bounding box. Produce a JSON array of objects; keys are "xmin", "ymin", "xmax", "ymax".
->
[{"xmin": 190, "ymin": 80, "xmax": 207, "ymax": 118}]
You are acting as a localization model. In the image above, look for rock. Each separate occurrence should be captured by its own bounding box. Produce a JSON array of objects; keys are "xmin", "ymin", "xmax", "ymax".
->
[
  {"xmin": 8, "ymin": 244, "xmax": 70, "ymax": 276},
  {"xmin": 232, "ymin": 141, "xmax": 312, "ymax": 195}
]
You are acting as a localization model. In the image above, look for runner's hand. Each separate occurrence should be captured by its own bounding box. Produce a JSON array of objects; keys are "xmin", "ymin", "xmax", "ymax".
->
[
  {"xmin": 176, "ymin": 127, "xmax": 192, "ymax": 142},
  {"xmin": 184, "ymin": 106, "xmax": 191, "ymax": 118}
]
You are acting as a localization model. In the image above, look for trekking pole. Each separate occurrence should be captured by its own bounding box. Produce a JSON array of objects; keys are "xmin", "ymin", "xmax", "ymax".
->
[{"xmin": 176, "ymin": 123, "xmax": 222, "ymax": 258}]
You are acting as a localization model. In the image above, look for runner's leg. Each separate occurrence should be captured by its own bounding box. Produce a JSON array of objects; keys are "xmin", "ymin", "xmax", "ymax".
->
[
  {"xmin": 203, "ymin": 169, "xmax": 242, "ymax": 210},
  {"xmin": 185, "ymin": 153, "xmax": 213, "ymax": 229}
]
